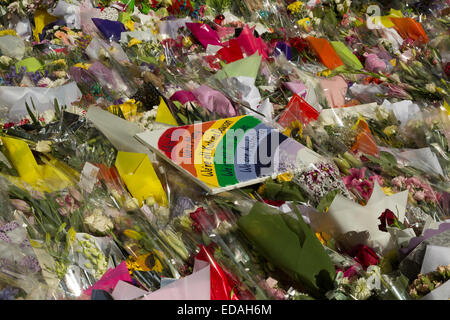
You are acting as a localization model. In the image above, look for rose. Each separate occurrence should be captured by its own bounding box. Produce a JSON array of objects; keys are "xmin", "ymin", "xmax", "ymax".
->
[
  {"xmin": 347, "ymin": 244, "xmax": 380, "ymax": 269},
  {"xmin": 378, "ymin": 209, "xmax": 397, "ymax": 232}
]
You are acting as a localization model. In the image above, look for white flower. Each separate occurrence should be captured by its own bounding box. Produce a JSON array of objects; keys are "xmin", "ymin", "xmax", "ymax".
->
[
  {"xmin": 352, "ymin": 278, "xmax": 372, "ymax": 300},
  {"xmin": 35, "ymin": 140, "xmax": 52, "ymax": 153},
  {"xmin": 84, "ymin": 209, "xmax": 113, "ymax": 235},
  {"xmin": 37, "ymin": 77, "xmax": 52, "ymax": 87},
  {"xmin": 425, "ymin": 83, "xmax": 436, "ymax": 93},
  {"xmin": 313, "ymin": 17, "xmax": 321, "ymax": 26},
  {"xmin": 49, "ymin": 79, "xmax": 67, "ymax": 88},
  {"xmin": 66, "ymin": 105, "xmax": 86, "ymax": 116},
  {"xmin": 124, "ymin": 197, "xmax": 140, "ymax": 211},
  {"xmin": 154, "ymin": 206, "xmax": 170, "ymax": 223},
  {"xmin": 53, "ymin": 70, "xmax": 67, "ymax": 78},
  {"xmin": 337, "ymin": 4, "xmax": 344, "ymax": 12},
  {"xmin": 42, "ymin": 109, "xmax": 55, "ymax": 124},
  {"xmin": 149, "ymin": 106, "xmax": 159, "ymax": 118},
  {"xmin": 0, "ymin": 55, "xmax": 12, "ymax": 65}
]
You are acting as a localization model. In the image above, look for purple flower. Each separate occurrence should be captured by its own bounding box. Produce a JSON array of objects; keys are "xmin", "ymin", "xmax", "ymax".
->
[
  {"xmin": 0, "ymin": 232, "xmax": 12, "ymax": 243},
  {"xmin": 0, "ymin": 287, "xmax": 19, "ymax": 300},
  {"xmin": 19, "ymin": 256, "xmax": 41, "ymax": 273},
  {"xmin": 0, "ymin": 221, "xmax": 19, "ymax": 233}
]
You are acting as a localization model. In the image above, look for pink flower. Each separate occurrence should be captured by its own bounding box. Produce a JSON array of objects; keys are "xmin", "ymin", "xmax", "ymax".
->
[
  {"xmin": 343, "ymin": 167, "xmax": 375, "ymax": 201},
  {"xmin": 392, "ymin": 176, "xmax": 406, "ymax": 188},
  {"xmin": 413, "ymin": 191, "xmax": 426, "ymax": 202},
  {"xmin": 406, "ymin": 177, "xmax": 423, "ymax": 188},
  {"xmin": 342, "ymin": 167, "xmax": 366, "ymax": 188},
  {"xmin": 355, "ymin": 180, "xmax": 374, "ymax": 201},
  {"xmin": 369, "ymin": 175, "xmax": 383, "ymax": 186}
]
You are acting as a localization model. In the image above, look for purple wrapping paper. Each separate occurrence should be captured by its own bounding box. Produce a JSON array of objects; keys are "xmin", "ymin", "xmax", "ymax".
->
[
  {"xmin": 186, "ymin": 22, "xmax": 223, "ymax": 48},
  {"xmin": 400, "ymin": 222, "xmax": 450, "ymax": 256},
  {"xmin": 92, "ymin": 18, "xmax": 126, "ymax": 42},
  {"xmin": 39, "ymin": 19, "xmax": 66, "ymax": 42},
  {"xmin": 170, "ymin": 90, "xmax": 197, "ymax": 105},
  {"xmin": 274, "ymin": 42, "xmax": 292, "ymax": 60},
  {"xmin": 192, "ymin": 85, "xmax": 236, "ymax": 117}
]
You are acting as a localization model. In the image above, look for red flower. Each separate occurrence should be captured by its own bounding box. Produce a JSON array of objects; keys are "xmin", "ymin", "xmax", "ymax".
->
[
  {"xmin": 288, "ymin": 37, "xmax": 308, "ymax": 54},
  {"xmin": 263, "ymin": 199, "xmax": 285, "ymax": 207},
  {"xmin": 2, "ymin": 122, "xmax": 15, "ymax": 129},
  {"xmin": 348, "ymin": 244, "xmax": 380, "ymax": 270},
  {"xmin": 190, "ymin": 207, "xmax": 214, "ymax": 233},
  {"xmin": 214, "ymin": 15, "xmax": 225, "ymax": 26},
  {"xmin": 378, "ymin": 209, "xmax": 397, "ymax": 232}
]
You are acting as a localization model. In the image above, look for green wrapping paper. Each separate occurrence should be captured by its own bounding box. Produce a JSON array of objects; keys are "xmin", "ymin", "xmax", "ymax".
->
[
  {"xmin": 237, "ymin": 202, "xmax": 336, "ymax": 298},
  {"xmin": 215, "ymin": 52, "xmax": 262, "ymax": 81},
  {"xmin": 330, "ymin": 41, "xmax": 363, "ymax": 70}
]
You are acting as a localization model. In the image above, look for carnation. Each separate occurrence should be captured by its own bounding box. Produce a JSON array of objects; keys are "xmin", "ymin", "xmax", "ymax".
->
[{"xmin": 84, "ymin": 209, "xmax": 114, "ymax": 235}]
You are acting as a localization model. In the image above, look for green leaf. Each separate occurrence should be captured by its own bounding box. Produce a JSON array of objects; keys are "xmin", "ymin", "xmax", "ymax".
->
[
  {"xmin": 25, "ymin": 100, "xmax": 40, "ymax": 126},
  {"xmin": 379, "ymin": 151, "xmax": 398, "ymax": 166},
  {"xmin": 317, "ymin": 190, "xmax": 341, "ymax": 213}
]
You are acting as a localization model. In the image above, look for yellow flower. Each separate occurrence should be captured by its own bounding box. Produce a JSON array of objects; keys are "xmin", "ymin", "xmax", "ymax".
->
[
  {"xmin": 257, "ymin": 184, "xmax": 266, "ymax": 195},
  {"xmin": 287, "ymin": 1, "xmax": 304, "ymax": 14},
  {"xmin": 125, "ymin": 20, "xmax": 135, "ymax": 31},
  {"xmin": 318, "ymin": 69, "xmax": 332, "ymax": 77},
  {"xmin": 382, "ymin": 187, "xmax": 394, "ymax": 196},
  {"xmin": 284, "ymin": 120, "xmax": 303, "ymax": 140},
  {"xmin": 316, "ymin": 232, "xmax": 331, "ymax": 245},
  {"xmin": 277, "ymin": 173, "xmax": 293, "ymax": 182},
  {"xmin": 0, "ymin": 29, "xmax": 17, "ymax": 37},
  {"xmin": 127, "ymin": 38, "xmax": 142, "ymax": 47},
  {"xmin": 159, "ymin": 54, "xmax": 165, "ymax": 62},
  {"xmin": 52, "ymin": 59, "xmax": 66, "ymax": 66},
  {"xmin": 73, "ymin": 62, "xmax": 91, "ymax": 70},
  {"xmin": 128, "ymin": 252, "xmax": 164, "ymax": 273},
  {"xmin": 383, "ymin": 125, "xmax": 397, "ymax": 137}
]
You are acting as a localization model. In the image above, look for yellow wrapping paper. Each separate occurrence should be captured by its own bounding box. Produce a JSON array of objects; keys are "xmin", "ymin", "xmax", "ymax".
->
[
  {"xmin": 108, "ymin": 100, "xmax": 140, "ymax": 120},
  {"xmin": 1, "ymin": 137, "xmax": 76, "ymax": 192},
  {"xmin": 115, "ymin": 151, "xmax": 168, "ymax": 206},
  {"xmin": 155, "ymin": 97, "xmax": 178, "ymax": 126},
  {"xmin": 33, "ymin": 10, "xmax": 58, "ymax": 42}
]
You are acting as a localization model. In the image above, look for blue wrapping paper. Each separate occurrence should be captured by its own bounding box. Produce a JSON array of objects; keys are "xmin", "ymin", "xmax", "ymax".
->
[{"xmin": 91, "ymin": 18, "xmax": 126, "ymax": 42}]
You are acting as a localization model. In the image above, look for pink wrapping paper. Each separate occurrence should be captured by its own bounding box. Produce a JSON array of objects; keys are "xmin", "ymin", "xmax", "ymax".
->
[
  {"xmin": 364, "ymin": 53, "xmax": 387, "ymax": 73},
  {"xmin": 192, "ymin": 85, "xmax": 236, "ymax": 117},
  {"xmin": 141, "ymin": 260, "xmax": 210, "ymax": 300},
  {"xmin": 320, "ymin": 76, "xmax": 348, "ymax": 108},
  {"xmin": 235, "ymin": 25, "xmax": 269, "ymax": 59},
  {"xmin": 79, "ymin": 0, "xmax": 103, "ymax": 36},
  {"xmin": 186, "ymin": 23, "xmax": 223, "ymax": 48},
  {"xmin": 84, "ymin": 261, "xmax": 132, "ymax": 296},
  {"xmin": 284, "ymin": 81, "xmax": 307, "ymax": 97}
]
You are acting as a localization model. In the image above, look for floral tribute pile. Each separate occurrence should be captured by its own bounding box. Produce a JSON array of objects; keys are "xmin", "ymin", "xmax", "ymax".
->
[{"xmin": 0, "ymin": 0, "xmax": 449, "ymax": 300}]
